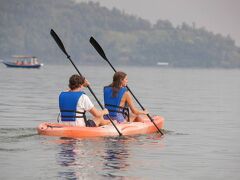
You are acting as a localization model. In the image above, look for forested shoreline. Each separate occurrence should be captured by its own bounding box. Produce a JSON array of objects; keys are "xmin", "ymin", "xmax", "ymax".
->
[{"xmin": 1, "ymin": 0, "xmax": 240, "ymax": 68}]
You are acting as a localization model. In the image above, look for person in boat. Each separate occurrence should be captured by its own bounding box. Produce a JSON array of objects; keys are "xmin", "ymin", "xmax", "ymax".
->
[
  {"xmin": 15, "ymin": 60, "xmax": 21, "ymax": 65},
  {"xmin": 59, "ymin": 74, "xmax": 110, "ymax": 127},
  {"xmin": 33, "ymin": 58, "xmax": 38, "ymax": 64},
  {"xmin": 103, "ymin": 71, "xmax": 148, "ymax": 123}
]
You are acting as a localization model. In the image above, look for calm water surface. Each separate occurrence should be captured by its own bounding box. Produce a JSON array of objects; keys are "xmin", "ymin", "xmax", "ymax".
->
[{"xmin": 0, "ymin": 64, "xmax": 239, "ymax": 179}]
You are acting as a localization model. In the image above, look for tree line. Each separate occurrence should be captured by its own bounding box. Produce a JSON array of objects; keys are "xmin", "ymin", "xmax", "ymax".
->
[{"xmin": 0, "ymin": 0, "xmax": 240, "ymax": 68}]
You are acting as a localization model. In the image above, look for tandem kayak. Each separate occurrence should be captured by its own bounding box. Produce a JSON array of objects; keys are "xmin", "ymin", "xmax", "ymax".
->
[{"xmin": 37, "ymin": 115, "xmax": 164, "ymax": 138}]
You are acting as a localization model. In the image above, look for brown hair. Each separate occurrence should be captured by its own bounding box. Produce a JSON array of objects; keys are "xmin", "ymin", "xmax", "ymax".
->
[
  {"xmin": 68, "ymin": 74, "xmax": 85, "ymax": 90},
  {"xmin": 109, "ymin": 71, "xmax": 127, "ymax": 97}
]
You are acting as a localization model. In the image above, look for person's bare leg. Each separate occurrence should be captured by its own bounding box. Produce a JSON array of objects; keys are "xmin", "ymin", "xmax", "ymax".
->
[{"xmin": 129, "ymin": 114, "xmax": 145, "ymax": 123}]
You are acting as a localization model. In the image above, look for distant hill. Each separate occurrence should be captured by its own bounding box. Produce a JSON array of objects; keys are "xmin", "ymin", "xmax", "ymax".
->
[{"xmin": 1, "ymin": 0, "xmax": 240, "ymax": 68}]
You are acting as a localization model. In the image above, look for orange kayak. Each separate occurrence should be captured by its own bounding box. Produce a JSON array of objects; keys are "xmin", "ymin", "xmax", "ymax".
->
[{"xmin": 37, "ymin": 115, "xmax": 164, "ymax": 138}]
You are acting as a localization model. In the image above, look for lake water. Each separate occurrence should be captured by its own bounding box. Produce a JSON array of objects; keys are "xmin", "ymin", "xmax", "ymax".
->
[{"xmin": 0, "ymin": 64, "xmax": 240, "ymax": 179}]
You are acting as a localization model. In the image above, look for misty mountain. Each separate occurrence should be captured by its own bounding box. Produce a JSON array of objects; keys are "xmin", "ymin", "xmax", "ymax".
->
[{"xmin": 1, "ymin": 0, "xmax": 240, "ymax": 67}]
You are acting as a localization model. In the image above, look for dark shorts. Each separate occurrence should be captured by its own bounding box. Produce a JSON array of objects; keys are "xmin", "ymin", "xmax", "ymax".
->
[
  {"xmin": 104, "ymin": 113, "xmax": 125, "ymax": 123},
  {"xmin": 85, "ymin": 119, "xmax": 96, "ymax": 127}
]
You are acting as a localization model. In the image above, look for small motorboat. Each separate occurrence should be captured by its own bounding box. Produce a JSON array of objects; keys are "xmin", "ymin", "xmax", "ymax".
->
[{"xmin": 2, "ymin": 55, "xmax": 43, "ymax": 68}]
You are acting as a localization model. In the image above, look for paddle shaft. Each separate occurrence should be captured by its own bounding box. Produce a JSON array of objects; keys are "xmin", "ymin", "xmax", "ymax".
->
[
  {"xmin": 89, "ymin": 37, "xmax": 163, "ymax": 135},
  {"xmin": 107, "ymin": 61, "xmax": 148, "ymax": 109},
  {"xmin": 50, "ymin": 30, "xmax": 122, "ymax": 136},
  {"xmin": 66, "ymin": 56, "xmax": 103, "ymax": 109},
  {"xmin": 106, "ymin": 59, "xmax": 163, "ymax": 135},
  {"xmin": 67, "ymin": 55, "xmax": 122, "ymax": 136}
]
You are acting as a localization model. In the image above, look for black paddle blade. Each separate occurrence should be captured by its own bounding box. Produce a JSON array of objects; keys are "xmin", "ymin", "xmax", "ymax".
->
[
  {"xmin": 89, "ymin": 37, "xmax": 108, "ymax": 61},
  {"xmin": 50, "ymin": 29, "xmax": 70, "ymax": 58}
]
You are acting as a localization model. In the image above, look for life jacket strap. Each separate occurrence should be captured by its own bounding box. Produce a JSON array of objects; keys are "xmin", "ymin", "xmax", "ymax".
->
[
  {"xmin": 60, "ymin": 109, "xmax": 85, "ymax": 114},
  {"xmin": 60, "ymin": 109, "xmax": 87, "ymax": 123},
  {"xmin": 105, "ymin": 104, "xmax": 130, "ymax": 121}
]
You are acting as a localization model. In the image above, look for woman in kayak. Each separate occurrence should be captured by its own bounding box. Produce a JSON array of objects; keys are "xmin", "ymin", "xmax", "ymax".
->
[
  {"xmin": 59, "ymin": 74, "xmax": 110, "ymax": 127},
  {"xmin": 103, "ymin": 71, "xmax": 148, "ymax": 123}
]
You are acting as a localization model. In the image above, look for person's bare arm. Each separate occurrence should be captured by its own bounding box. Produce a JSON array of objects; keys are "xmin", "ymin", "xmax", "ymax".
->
[
  {"xmin": 124, "ymin": 92, "xmax": 148, "ymax": 115},
  {"xmin": 89, "ymin": 107, "xmax": 109, "ymax": 118}
]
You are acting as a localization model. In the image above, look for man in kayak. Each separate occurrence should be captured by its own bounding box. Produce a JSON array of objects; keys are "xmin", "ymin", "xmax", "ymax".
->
[
  {"xmin": 103, "ymin": 71, "xmax": 148, "ymax": 123},
  {"xmin": 59, "ymin": 74, "xmax": 110, "ymax": 127}
]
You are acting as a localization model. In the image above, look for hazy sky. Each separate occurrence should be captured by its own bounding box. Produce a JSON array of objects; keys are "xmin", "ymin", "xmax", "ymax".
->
[{"xmin": 75, "ymin": 0, "xmax": 240, "ymax": 46}]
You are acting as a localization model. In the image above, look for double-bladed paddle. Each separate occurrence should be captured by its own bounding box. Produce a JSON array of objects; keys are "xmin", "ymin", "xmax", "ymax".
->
[
  {"xmin": 89, "ymin": 37, "xmax": 164, "ymax": 135},
  {"xmin": 50, "ymin": 29, "xmax": 122, "ymax": 136}
]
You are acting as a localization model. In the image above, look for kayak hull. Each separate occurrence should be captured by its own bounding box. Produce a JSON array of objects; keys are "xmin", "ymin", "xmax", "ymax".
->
[{"xmin": 37, "ymin": 115, "xmax": 164, "ymax": 138}]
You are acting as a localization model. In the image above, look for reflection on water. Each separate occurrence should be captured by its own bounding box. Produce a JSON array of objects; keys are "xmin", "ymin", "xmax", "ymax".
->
[
  {"xmin": 57, "ymin": 138, "xmax": 78, "ymax": 167},
  {"xmin": 57, "ymin": 138, "xmax": 80, "ymax": 180},
  {"xmin": 102, "ymin": 137, "xmax": 130, "ymax": 170},
  {"xmin": 55, "ymin": 135, "xmax": 165, "ymax": 179},
  {"xmin": 56, "ymin": 137, "xmax": 131, "ymax": 179},
  {"xmin": 101, "ymin": 137, "xmax": 131, "ymax": 179}
]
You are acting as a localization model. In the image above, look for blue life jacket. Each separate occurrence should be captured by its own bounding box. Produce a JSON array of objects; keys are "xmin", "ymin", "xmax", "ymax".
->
[
  {"xmin": 103, "ymin": 86, "xmax": 129, "ymax": 122},
  {"xmin": 59, "ymin": 91, "xmax": 86, "ymax": 122}
]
